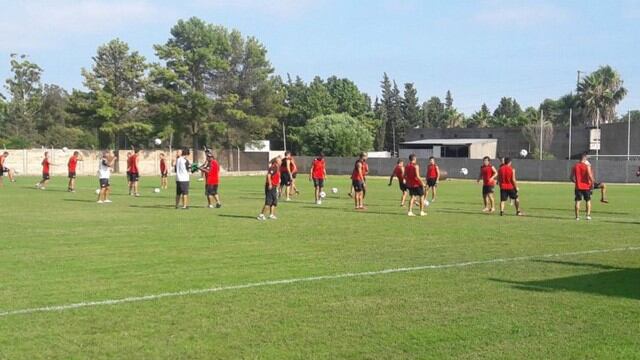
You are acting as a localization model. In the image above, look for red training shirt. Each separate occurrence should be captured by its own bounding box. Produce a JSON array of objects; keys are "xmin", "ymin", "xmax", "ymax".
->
[
  {"xmin": 42, "ymin": 158, "xmax": 50, "ymax": 174},
  {"xmin": 426, "ymin": 164, "xmax": 438, "ymax": 179},
  {"xmin": 311, "ymin": 158, "xmax": 325, "ymax": 179},
  {"xmin": 480, "ymin": 164, "xmax": 496, "ymax": 186},
  {"xmin": 206, "ymin": 159, "xmax": 220, "ymax": 185},
  {"xmin": 404, "ymin": 163, "xmax": 420, "ymax": 188},
  {"xmin": 267, "ymin": 164, "xmax": 281, "ymax": 187},
  {"xmin": 572, "ymin": 162, "xmax": 592, "ymax": 190},
  {"xmin": 351, "ymin": 160, "xmax": 364, "ymax": 181},
  {"xmin": 498, "ymin": 165, "xmax": 515, "ymax": 190},
  {"xmin": 393, "ymin": 165, "xmax": 404, "ymax": 182},
  {"xmin": 68, "ymin": 156, "xmax": 78, "ymax": 172}
]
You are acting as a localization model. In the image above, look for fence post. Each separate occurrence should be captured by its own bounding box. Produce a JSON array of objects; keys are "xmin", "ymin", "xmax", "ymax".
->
[{"xmin": 568, "ymin": 108, "xmax": 572, "ymax": 159}]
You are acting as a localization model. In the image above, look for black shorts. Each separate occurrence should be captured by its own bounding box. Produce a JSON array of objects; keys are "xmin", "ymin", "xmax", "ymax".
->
[
  {"xmin": 206, "ymin": 184, "xmax": 219, "ymax": 196},
  {"xmin": 399, "ymin": 182, "xmax": 407, "ymax": 192},
  {"xmin": 42, "ymin": 173, "xmax": 50, "ymax": 181},
  {"xmin": 99, "ymin": 178, "xmax": 110, "ymax": 188},
  {"xmin": 352, "ymin": 180, "xmax": 364, "ymax": 192},
  {"xmin": 176, "ymin": 181, "xmax": 189, "ymax": 196},
  {"xmin": 265, "ymin": 186, "xmax": 278, "ymax": 206},
  {"xmin": 313, "ymin": 178, "xmax": 324, "ymax": 188},
  {"xmin": 426, "ymin": 178, "xmax": 437, "ymax": 188},
  {"xmin": 593, "ymin": 182, "xmax": 603, "ymax": 190},
  {"xmin": 161, "ymin": 172, "xmax": 168, "ymax": 178},
  {"xmin": 68, "ymin": 171, "xmax": 76, "ymax": 179},
  {"xmin": 482, "ymin": 185, "xmax": 495, "ymax": 195},
  {"xmin": 128, "ymin": 172, "xmax": 139, "ymax": 182},
  {"xmin": 280, "ymin": 172, "xmax": 292, "ymax": 186},
  {"xmin": 0, "ymin": 167, "xmax": 5, "ymax": 176},
  {"xmin": 292, "ymin": 172, "xmax": 298, "ymax": 179},
  {"xmin": 500, "ymin": 189, "xmax": 518, "ymax": 201},
  {"xmin": 409, "ymin": 186, "xmax": 425, "ymax": 197},
  {"xmin": 575, "ymin": 189, "xmax": 592, "ymax": 201}
]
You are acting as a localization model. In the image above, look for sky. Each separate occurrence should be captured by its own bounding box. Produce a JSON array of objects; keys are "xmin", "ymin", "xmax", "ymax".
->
[{"xmin": 1, "ymin": 0, "xmax": 639, "ymax": 116}]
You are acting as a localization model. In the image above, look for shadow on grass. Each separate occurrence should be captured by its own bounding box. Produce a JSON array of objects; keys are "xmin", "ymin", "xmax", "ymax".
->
[
  {"xmin": 63, "ymin": 199, "xmax": 98, "ymax": 203},
  {"xmin": 601, "ymin": 220, "xmax": 640, "ymax": 225},
  {"xmin": 491, "ymin": 261, "xmax": 640, "ymax": 300},
  {"xmin": 529, "ymin": 207, "xmax": 629, "ymax": 215},
  {"xmin": 218, "ymin": 214, "xmax": 258, "ymax": 220},
  {"xmin": 129, "ymin": 204, "xmax": 178, "ymax": 210}
]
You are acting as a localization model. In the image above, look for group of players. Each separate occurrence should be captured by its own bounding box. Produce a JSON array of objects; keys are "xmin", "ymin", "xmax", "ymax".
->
[{"xmin": 1, "ymin": 148, "xmax": 637, "ymax": 221}]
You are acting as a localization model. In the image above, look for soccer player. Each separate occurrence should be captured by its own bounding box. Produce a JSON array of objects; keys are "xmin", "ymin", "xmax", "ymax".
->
[
  {"xmin": 424, "ymin": 156, "xmax": 440, "ymax": 202},
  {"xmin": 0, "ymin": 151, "xmax": 16, "ymax": 185},
  {"xmin": 201, "ymin": 151, "xmax": 222, "ymax": 208},
  {"xmin": 258, "ymin": 157, "xmax": 281, "ymax": 220},
  {"xmin": 584, "ymin": 160, "xmax": 609, "ymax": 203},
  {"xmin": 279, "ymin": 151, "xmax": 293, "ymax": 201},
  {"xmin": 36, "ymin": 151, "xmax": 53, "ymax": 190},
  {"xmin": 175, "ymin": 148, "xmax": 191, "ymax": 209},
  {"xmin": 128, "ymin": 148, "xmax": 141, "ymax": 197},
  {"xmin": 388, "ymin": 159, "xmax": 407, "ymax": 207},
  {"xmin": 405, "ymin": 154, "xmax": 426, "ymax": 216},
  {"xmin": 290, "ymin": 154, "xmax": 300, "ymax": 196},
  {"xmin": 477, "ymin": 156, "xmax": 497, "ymax": 213},
  {"xmin": 351, "ymin": 153, "xmax": 366, "ymax": 210},
  {"xmin": 361, "ymin": 152, "xmax": 369, "ymax": 201},
  {"xmin": 497, "ymin": 157, "xmax": 523, "ymax": 216},
  {"xmin": 67, "ymin": 151, "xmax": 84, "ymax": 192},
  {"xmin": 572, "ymin": 153, "xmax": 595, "ymax": 220},
  {"xmin": 309, "ymin": 152, "xmax": 327, "ymax": 205},
  {"xmin": 159, "ymin": 153, "xmax": 169, "ymax": 190},
  {"xmin": 97, "ymin": 151, "xmax": 117, "ymax": 204},
  {"xmin": 125, "ymin": 151, "xmax": 133, "ymax": 193}
]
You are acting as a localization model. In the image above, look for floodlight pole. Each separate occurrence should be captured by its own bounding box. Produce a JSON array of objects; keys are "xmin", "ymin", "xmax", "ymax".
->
[
  {"xmin": 282, "ymin": 122, "xmax": 287, "ymax": 152},
  {"xmin": 568, "ymin": 108, "xmax": 573, "ymax": 159},
  {"xmin": 539, "ymin": 109, "xmax": 544, "ymax": 160},
  {"xmin": 628, "ymin": 110, "xmax": 631, "ymax": 161}
]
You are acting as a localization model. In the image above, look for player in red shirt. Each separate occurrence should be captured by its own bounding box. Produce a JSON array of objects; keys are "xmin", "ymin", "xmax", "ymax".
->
[
  {"xmin": 571, "ymin": 152, "xmax": 595, "ymax": 220},
  {"xmin": 584, "ymin": 160, "xmax": 608, "ymax": 203},
  {"xmin": 405, "ymin": 154, "xmax": 426, "ymax": 216},
  {"xmin": 128, "ymin": 148, "xmax": 141, "ymax": 197},
  {"xmin": 0, "ymin": 151, "xmax": 16, "ymax": 185},
  {"xmin": 388, "ymin": 159, "xmax": 408, "ymax": 207},
  {"xmin": 497, "ymin": 157, "xmax": 523, "ymax": 216},
  {"xmin": 351, "ymin": 153, "xmax": 366, "ymax": 210},
  {"xmin": 477, "ymin": 156, "xmax": 497, "ymax": 213},
  {"xmin": 159, "ymin": 153, "xmax": 169, "ymax": 190},
  {"xmin": 290, "ymin": 154, "xmax": 300, "ymax": 196},
  {"xmin": 425, "ymin": 157, "xmax": 440, "ymax": 202},
  {"xmin": 67, "ymin": 151, "xmax": 84, "ymax": 192},
  {"xmin": 36, "ymin": 151, "xmax": 55, "ymax": 190},
  {"xmin": 258, "ymin": 157, "xmax": 282, "ymax": 220},
  {"xmin": 200, "ymin": 151, "xmax": 222, "ymax": 208},
  {"xmin": 309, "ymin": 153, "xmax": 327, "ymax": 205}
]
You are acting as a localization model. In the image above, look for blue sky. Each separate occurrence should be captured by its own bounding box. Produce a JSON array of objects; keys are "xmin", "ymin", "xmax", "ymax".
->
[{"xmin": 1, "ymin": 0, "xmax": 639, "ymax": 115}]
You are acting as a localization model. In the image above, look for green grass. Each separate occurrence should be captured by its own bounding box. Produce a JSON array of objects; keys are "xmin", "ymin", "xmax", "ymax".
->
[{"xmin": 1, "ymin": 175, "xmax": 639, "ymax": 359}]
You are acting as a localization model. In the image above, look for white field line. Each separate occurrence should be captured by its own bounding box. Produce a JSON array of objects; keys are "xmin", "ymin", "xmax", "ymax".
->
[{"xmin": 1, "ymin": 246, "xmax": 639, "ymax": 318}]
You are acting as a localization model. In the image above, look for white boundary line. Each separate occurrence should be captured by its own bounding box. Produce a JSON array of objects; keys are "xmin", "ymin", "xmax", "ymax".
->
[{"xmin": 1, "ymin": 246, "xmax": 638, "ymax": 318}]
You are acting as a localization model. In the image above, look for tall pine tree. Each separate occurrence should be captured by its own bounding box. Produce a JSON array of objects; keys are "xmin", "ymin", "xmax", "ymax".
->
[{"xmin": 402, "ymin": 83, "xmax": 420, "ymax": 129}]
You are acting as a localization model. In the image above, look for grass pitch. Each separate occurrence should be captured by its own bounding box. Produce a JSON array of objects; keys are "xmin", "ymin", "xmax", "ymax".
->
[{"xmin": 0, "ymin": 175, "xmax": 639, "ymax": 359}]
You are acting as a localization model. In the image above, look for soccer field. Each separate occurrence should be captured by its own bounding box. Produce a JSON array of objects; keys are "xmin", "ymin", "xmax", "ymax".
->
[{"xmin": 1, "ymin": 175, "xmax": 639, "ymax": 359}]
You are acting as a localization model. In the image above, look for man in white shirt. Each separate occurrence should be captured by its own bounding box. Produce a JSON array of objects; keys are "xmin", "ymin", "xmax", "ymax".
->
[
  {"xmin": 97, "ymin": 150, "xmax": 117, "ymax": 204},
  {"xmin": 175, "ymin": 148, "xmax": 191, "ymax": 209}
]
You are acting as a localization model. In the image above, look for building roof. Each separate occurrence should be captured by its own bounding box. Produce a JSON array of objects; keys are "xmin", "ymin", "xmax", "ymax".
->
[{"xmin": 401, "ymin": 138, "xmax": 497, "ymax": 146}]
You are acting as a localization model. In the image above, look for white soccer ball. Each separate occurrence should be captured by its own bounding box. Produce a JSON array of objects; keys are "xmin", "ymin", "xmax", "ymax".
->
[
  {"xmin": 520, "ymin": 149, "xmax": 528, "ymax": 157},
  {"xmin": 320, "ymin": 191, "xmax": 326, "ymax": 199},
  {"xmin": 331, "ymin": 187, "xmax": 338, "ymax": 194},
  {"xmin": 154, "ymin": 188, "xmax": 161, "ymax": 193},
  {"xmin": 154, "ymin": 138, "xmax": 162, "ymax": 146},
  {"xmin": 423, "ymin": 199, "xmax": 430, "ymax": 207},
  {"xmin": 62, "ymin": 146, "xmax": 69, "ymax": 153},
  {"xmin": 95, "ymin": 189, "xmax": 101, "ymax": 195},
  {"xmin": 460, "ymin": 168, "xmax": 469, "ymax": 176}
]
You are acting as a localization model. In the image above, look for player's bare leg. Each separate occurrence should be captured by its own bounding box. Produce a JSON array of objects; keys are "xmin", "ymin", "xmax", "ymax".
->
[
  {"xmin": 430, "ymin": 186, "xmax": 437, "ymax": 202},
  {"xmin": 488, "ymin": 193, "xmax": 495, "ymax": 212},
  {"xmin": 400, "ymin": 190, "xmax": 407, "ymax": 207},
  {"xmin": 574, "ymin": 201, "xmax": 581, "ymax": 220},
  {"xmin": 600, "ymin": 184, "xmax": 608, "ymax": 203},
  {"xmin": 586, "ymin": 200, "xmax": 592, "ymax": 219},
  {"xmin": 514, "ymin": 198, "xmax": 523, "ymax": 216}
]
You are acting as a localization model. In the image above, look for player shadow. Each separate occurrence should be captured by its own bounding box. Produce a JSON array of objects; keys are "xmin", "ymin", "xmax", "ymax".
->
[
  {"xmin": 63, "ymin": 199, "xmax": 99, "ymax": 203},
  {"xmin": 529, "ymin": 207, "xmax": 629, "ymax": 215},
  {"xmin": 129, "ymin": 204, "xmax": 178, "ymax": 210},
  {"xmin": 490, "ymin": 261, "xmax": 639, "ymax": 300},
  {"xmin": 218, "ymin": 214, "xmax": 259, "ymax": 220},
  {"xmin": 600, "ymin": 220, "xmax": 640, "ymax": 225}
]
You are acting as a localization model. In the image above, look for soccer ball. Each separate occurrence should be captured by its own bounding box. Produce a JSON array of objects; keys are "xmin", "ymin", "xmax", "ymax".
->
[
  {"xmin": 319, "ymin": 191, "xmax": 326, "ymax": 199},
  {"xmin": 154, "ymin": 138, "xmax": 162, "ymax": 146},
  {"xmin": 154, "ymin": 188, "xmax": 161, "ymax": 193},
  {"xmin": 62, "ymin": 146, "xmax": 69, "ymax": 153},
  {"xmin": 95, "ymin": 189, "xmax": 101, "ymax": 195},
  {"xmin": 520, "ymin": 149, "xmax": 528, "ymax": 157},
  {"xmin": 331, "ymin": 187, "xmax": 338, "ymax": 194},
  {"xmin": 460, "ymin": 168, "xmax": 469, "ymax": 176},
  {"xmin": 423, "ymin": 199, "xmax": 430, "ymax": 207}
]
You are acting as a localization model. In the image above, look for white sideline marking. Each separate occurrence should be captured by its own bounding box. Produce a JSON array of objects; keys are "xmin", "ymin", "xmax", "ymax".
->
[{"xmin": 1, "ymin": 246, "xmax": 639, "ymax": 318}]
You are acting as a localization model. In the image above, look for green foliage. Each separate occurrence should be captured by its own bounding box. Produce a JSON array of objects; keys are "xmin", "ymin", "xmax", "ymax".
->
[
  {"xmin": 402, "ymin": 83, "xmax": 421, "ymax": 129},
  {"xmin": 4, "ymin": 54, "xmax": 43, "ymax": 145},
  {"xmin": 421, "ymin": 96, "xmax": 445, "ymax": 128},
  {"xmin": 298, "ymin": 113, "xmax": 373, "ymax": 156},
  {"xmin": 466, "ymin": 103, "xmax": 493, "ymax": 128},
  {"xmin": 577, "ymin": 65, "xmax": 627, "ymax": 125}
]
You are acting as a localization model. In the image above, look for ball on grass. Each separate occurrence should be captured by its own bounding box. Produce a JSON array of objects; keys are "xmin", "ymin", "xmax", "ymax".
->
[
  {"xmin": 423, "ymin": 199, "xmax": 430, "ymax": 207},
  {"xmin": 319, "ymin": 191, "xmax": 326, "ymax": 199},
  {"xmin": 154, "ymin": 188, "xmax": 161, "ymax": 193},
  {"xmin": 331, "ymin": 187, "xmax": 338, "ymax": 194},
  {"xmin": 95, "ymin": 189, "xmax": 101, "ymax": 195}
]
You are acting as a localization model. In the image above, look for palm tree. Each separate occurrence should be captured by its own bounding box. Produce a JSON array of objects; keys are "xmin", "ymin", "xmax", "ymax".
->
[{"xmin": 577, "ymin": 65, "xmax": 627, "ymax": 126}]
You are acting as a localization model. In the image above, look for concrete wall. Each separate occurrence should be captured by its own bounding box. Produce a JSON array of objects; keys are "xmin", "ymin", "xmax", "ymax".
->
[
  {"xmin": 294, "ymin": 156, "xmax": 640, "ymax": 183},
  {"xmin": 405, "ymin": 121, "xmax": 640, "ymax": 159}
]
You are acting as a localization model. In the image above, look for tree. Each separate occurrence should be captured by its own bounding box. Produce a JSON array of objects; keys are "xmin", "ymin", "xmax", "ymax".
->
[
  {"xmin": 523, "ymin": 118, "xmax": 554, "ymax": 159},
  {"xmin": 466, "ymin": 103, "xmax": 492, "ymax": 128},
  {"xmin": 297, "ymin": 113, "xmax": 373, "ymax": 156},
  {"xmin": 578, "ymin": 65, "xmax": 627, "ymax": 126},
  {"xmin": 4, "ymin": 54, "xmax": 43, "ymax": 145},
  {"xmin": 381, "ymin": 78, "xmax": 404, "ymax": 155},
  {"xmin": 422, "ymin": 96, "xmax": 445, "ymax": 128},
  {"xmin": 490, "ymin": 97, "xmax": 523, "ymax": 127},
  {"xmin": 81, "ymin": 39, "xmax": 148, "ymax": 149},
  {"xmin": 445, "ymin": 90, "xmax": 453, "ymax": 110},
  {"xmin": 326, "ymin": 76, "xmax": 369, "ymax": 117},
  {"xmin": 539, "ymin": 93, "xmax": 587, "ymax": 127},
  {"xmin": 402, "ymin": 83, "xmax": 420, "ymax": 129}
]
